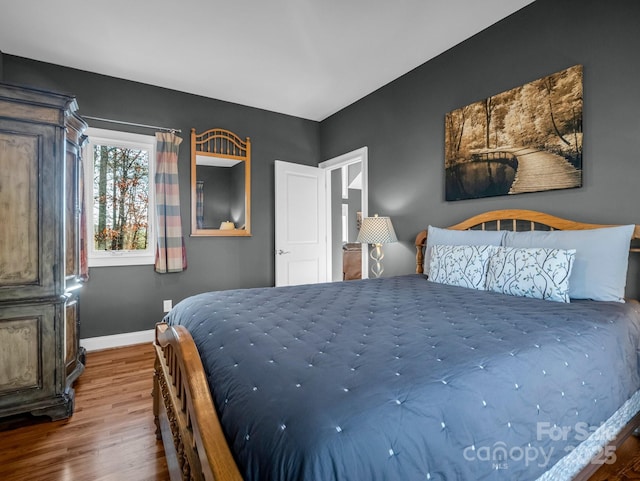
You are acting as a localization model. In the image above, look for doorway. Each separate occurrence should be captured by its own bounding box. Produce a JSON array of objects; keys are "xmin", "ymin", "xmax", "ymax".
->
[{"xmin": 319, "ymin": 147, "xmax": 369, "ymax": 281}]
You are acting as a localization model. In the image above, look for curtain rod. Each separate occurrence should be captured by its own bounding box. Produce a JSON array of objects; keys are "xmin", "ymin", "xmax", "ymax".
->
[{"xmin": 83, "ymin": 115, "xmax": 182, "ymax": 133}]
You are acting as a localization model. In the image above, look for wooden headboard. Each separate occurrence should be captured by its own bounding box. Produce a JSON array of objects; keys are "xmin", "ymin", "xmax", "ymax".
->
[{"xmin": 415, "ymin": 209, "xmax": 640, "ymax": 274}]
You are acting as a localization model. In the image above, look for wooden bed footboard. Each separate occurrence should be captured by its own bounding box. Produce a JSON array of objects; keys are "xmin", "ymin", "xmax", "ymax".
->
[{"xmin": 154, "ymin": 322, "xmax": 243, "ymax": 481}]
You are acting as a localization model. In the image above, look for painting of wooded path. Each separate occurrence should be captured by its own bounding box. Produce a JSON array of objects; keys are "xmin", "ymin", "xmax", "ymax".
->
[{"xmin": 445, "ymin": 65, "xmax": 583, "ymax": 201}]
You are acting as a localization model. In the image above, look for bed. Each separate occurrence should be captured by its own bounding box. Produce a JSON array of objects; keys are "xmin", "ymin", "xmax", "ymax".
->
[{"xmin": 153, "ymin": 209, "xmax": 640, "ymax": 481}]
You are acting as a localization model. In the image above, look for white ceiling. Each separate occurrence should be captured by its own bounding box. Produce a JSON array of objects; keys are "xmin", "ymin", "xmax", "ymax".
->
[{"xmin": 0, "ymin": 0, "xmax": 534, "ymax": 121}]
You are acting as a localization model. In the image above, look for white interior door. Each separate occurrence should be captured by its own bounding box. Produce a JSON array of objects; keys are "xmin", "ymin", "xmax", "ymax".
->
[{"xmin": 275, "ymin": 160, "xmax": 327, "ymax": 286}]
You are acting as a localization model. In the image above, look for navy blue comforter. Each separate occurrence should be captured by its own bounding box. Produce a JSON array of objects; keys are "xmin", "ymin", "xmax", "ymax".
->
[{"xmin": 166, "ymin": 275, "xmax": 640, "ymax": 481}]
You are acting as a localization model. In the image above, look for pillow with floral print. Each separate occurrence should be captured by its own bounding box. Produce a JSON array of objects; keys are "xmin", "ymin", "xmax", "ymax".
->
[
  {"xmin": 428, "ymin": 244, "xmax": 497, "ymax": 290},
  {"xmin": 486, "ymin": 246, "xmax": 576, "ymax": 302}
]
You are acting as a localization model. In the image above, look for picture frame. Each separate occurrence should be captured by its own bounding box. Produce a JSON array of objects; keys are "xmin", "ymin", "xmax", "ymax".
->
[{"xmin": 444, "ymin": 65, "xmax": 583, "ymax": 201}]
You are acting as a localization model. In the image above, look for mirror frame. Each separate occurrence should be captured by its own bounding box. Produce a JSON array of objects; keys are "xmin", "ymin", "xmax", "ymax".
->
[{"xmin": 190, "ymin": 128, "xmax": 251, "ymax": 236}]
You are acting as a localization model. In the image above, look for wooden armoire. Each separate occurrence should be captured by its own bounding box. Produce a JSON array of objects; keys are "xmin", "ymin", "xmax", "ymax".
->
[{"xmin": 0, "ymin": 82, "xmax": 87, "ymax": 420}]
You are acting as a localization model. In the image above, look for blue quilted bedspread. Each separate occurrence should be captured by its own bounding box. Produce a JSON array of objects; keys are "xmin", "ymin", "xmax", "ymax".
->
[{"xmin": 166, "ymin": 275, "xmax": 640, "ymax": 481}]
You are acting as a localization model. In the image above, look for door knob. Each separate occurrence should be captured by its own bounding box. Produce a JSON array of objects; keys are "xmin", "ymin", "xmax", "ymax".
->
[{"xmin": 277, "ymin": 249, "xmax": 291, "ymax": 255}]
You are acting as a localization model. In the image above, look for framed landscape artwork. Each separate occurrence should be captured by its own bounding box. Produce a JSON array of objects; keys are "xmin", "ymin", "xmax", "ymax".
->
[{"xmin": 444, "ymin": 64, "xmax": 583, "ymax": 201}]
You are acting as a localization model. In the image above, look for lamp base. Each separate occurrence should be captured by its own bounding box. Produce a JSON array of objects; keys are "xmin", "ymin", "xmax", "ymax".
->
[{"xmin": 370, "ymin": 243, "xmax": 384, "ymax": 278}]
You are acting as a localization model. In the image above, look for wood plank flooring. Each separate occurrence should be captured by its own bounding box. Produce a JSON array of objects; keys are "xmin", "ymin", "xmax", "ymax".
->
[
  {"xmin": 1, "ymin": 343, "xmax": 640, "ymax": 480},
  {"xmin": 588, "ymin": 434, "xmax": 640, "ymax": 481},
  {"xmin": 0, "ymin": 343, "xmax": 168, "ymax": 481}
]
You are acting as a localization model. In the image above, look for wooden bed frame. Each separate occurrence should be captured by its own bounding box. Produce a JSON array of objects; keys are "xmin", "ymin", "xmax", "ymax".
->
[{"xmin": 154, "ymin": 209, "xmax": 640, "ymax": 481}]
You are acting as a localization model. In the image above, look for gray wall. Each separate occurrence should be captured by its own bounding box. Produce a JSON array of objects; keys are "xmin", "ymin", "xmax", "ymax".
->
[
  {"xmin": 4, "ymin": 0, "xmax": 640, "ymax": 337},
  {"xmin": 320, "ymin": 0, "xmax": 640, "ymax": 296},
  {"xmin": 3, "ymin": 55, "xmax": 320, "ymax": 337}
]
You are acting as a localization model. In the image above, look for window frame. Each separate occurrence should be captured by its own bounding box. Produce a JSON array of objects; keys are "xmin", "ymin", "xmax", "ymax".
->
[{"xmin": 84, "ymin": 127, "xmax": 156, "ymax": 267}]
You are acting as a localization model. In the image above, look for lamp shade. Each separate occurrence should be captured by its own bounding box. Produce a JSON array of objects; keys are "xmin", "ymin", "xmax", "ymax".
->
[{"xmin": 356, "ymin": 215, "xmax": 398, "ymax": 244}]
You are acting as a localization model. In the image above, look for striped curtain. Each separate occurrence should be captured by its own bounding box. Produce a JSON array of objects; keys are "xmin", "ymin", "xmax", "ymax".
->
[{"xmin": 154, "ymin": 132, "xmax": 187, "ymax": 273}]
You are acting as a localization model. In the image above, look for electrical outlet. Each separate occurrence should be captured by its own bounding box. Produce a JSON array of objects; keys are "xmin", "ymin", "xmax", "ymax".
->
[{"xmin": 163, "ymin": 299, "xmax": 173, "ymax": 313}]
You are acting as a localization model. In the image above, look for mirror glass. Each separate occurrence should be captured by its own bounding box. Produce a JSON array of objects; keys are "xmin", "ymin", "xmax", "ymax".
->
[
  {"xmin": 195, "ymin": 159, "xmax": 245, "ymax": 230},
  {"xmin": 191, "ymin": 129, "xmax": 251, "ymax": 236}
]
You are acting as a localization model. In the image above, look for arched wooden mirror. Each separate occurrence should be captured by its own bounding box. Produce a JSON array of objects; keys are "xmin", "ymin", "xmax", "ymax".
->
[{"xmin": 191, "ymin": 128, "xmax": 251, "ymax": 236}]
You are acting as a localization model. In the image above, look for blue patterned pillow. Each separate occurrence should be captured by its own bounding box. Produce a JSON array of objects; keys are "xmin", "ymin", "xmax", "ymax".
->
[
  {"xmin": 424, "ymin": 226, "xmax": 506, "ymax": 273},
  {"xmin": 486, "ymin": 246, "xmax": 576, "ymax": 302},
  {"xmin": 428, "ymin": 244, "xmax": 497, "ymax": 290}
]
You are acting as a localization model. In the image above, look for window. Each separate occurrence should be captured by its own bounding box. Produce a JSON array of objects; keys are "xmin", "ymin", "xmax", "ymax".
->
[{"xmin": 84, "ymin": 128, "xmax": 156, "ymax": 266}]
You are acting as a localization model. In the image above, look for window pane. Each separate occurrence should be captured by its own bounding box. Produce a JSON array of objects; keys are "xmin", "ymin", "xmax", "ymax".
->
[{"xmin": 92, "ymin": 144, "xmax": 150, "ymax": 251}]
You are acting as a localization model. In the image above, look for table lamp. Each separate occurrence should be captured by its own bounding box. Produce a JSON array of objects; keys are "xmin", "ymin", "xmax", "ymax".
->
[{"xmin": 356, "ymin": 214, "xmax": 397, "ymax": 278}]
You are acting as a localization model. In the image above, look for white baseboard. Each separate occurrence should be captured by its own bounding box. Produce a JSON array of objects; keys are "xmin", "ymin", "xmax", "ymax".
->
[{"xmin": 80, "ymin": 329, "xmax": 155, "ymax": 352}]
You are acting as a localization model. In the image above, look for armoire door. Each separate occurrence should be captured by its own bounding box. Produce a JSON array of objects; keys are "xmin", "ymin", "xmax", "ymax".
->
[
  {"xmin": 0, "ymin": 304, "xmax": 56, "ymax": 412},
  {"xmin": 0, "ymin": 117, "xmax": 60, "ymax": 302}
]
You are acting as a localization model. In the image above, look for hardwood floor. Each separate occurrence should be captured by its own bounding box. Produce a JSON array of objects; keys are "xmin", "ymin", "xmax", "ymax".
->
[
  {"xmin": 1, "ymin": 343, "xmax": 640, "ymax": 481},
  {"xmin": 0, "ymin": 343, "xmax": 168, "ymax": 481},
  {"xmin": 588, "ymin": 435, "xmax": 640, "ymax": 481}
]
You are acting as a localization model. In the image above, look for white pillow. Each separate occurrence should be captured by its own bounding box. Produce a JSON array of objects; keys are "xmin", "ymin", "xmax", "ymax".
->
[
  {"xmin": 503, "ymin": 225, "xmax": 634, "ymax": 302},
  {"xmin": 486, "ymin": 246, "xmax": 576, "ymax": 303},
  {"xmin": 424, "ymin": 226, "xmax": 506, "ymax": 273},
  {"xmin": 428, "ymin": 244, "xmax": 496, "ymax": 290}
]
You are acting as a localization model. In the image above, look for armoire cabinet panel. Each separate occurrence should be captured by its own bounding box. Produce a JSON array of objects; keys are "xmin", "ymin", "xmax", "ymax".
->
[
  {"xmin": 0, "ymin": 304, "xmax": 56, "ymax": 405},
  {"xmin": 65, "ymin": 299, "xmax": 77, "ymax": 369},
  {"xmin": 0, "ymin": 119, "xmax": 60, "ymax": 302},
  {"xmin": 0, "ymin": 317, "xmax": 41, "ymax": 395},
  {"xmin": 0, "ymin": 99, "xmax": 61, "ymax": 124},
  {"xmin": 64, "ymin": 115, "xmax": 86, "ymax": 285},
  {"xmin": 0, "ymin": 131, "xmax": 40, "ymax": 287},
  {"xmin": 64, "ymin": 294, "xmax": 85, "ymax": 381},
  {"xmin": 65, "ymin": 147, "xmax": 79, "ymax": 280},
  {"xmin": 0, "ymin": 82, "xmax": 87, "ymax": 421}
]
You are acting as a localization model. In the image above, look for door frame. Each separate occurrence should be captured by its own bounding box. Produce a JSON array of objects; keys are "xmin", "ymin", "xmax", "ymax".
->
[{"xmin": 319, "ymin": 147, "xmax": 369, "ymax": 280}]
